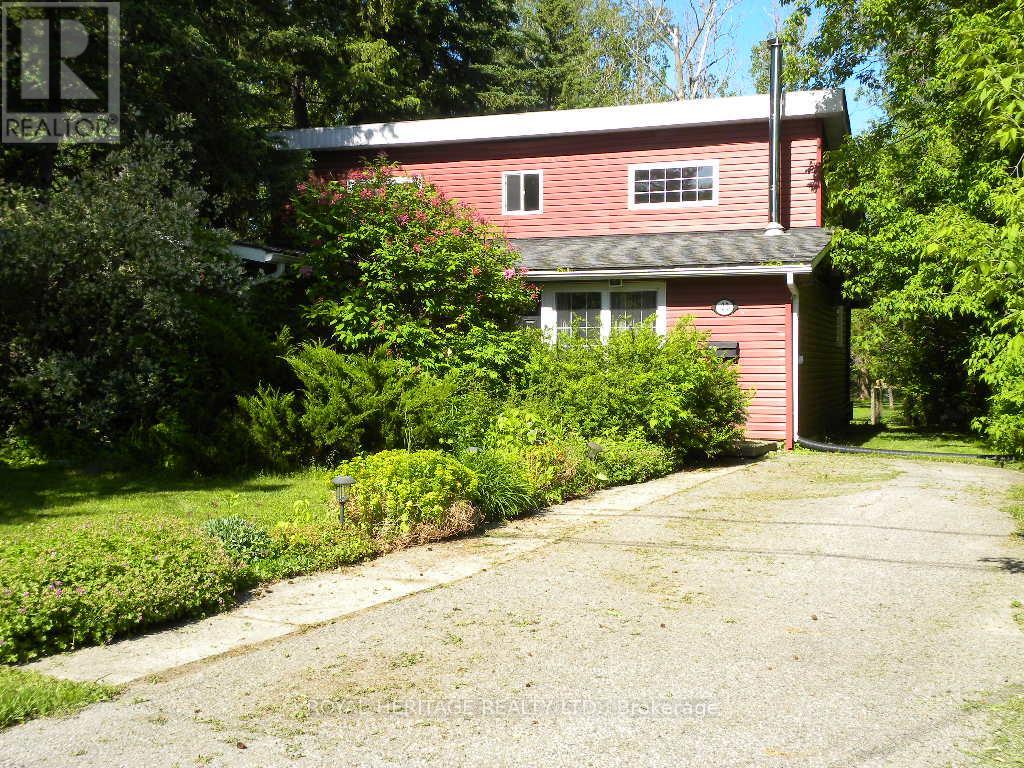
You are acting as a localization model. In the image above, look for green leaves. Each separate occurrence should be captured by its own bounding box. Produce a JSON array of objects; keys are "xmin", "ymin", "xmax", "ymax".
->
[
  {"xmin": 813, "ymin": 0, "xmax": 1024, "ymax": 449},
  {"xmin": 292, "ymin": 161, "xmax": 537, "ymax": 378}
]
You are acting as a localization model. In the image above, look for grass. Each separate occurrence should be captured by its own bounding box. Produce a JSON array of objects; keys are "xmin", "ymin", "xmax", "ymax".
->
[
  {"xmin": 968, "ymin": 692, "xmax": 1024, "ymax": 767},
  {"xmin": 0, "ymin": 666, "xmax": 118, "ymax": 729},
  {"xmin": 833, "ymin": 399, "xmax": 996, "ymax": 455},
  {"xmin": 0, "ymin": 462, "xmax": 338, "ymax": 532},
  {"xmin": 1008, "ymin": 486, "xmax": 1024, "ymax": 537}
]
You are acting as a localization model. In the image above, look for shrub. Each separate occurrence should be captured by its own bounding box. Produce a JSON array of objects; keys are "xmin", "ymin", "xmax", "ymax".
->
[
  {"xmin": 459, "ymin": 449, "xmax": 538, "ymax": 522},
  {"xmin": 202, "ymin": 516, "xmax": 276, "ymax": 565},
  {"xmin": 0, "ymin": 138, "xmax": 278, "ymax": 463},
  {"xmin": 590, "ymin": 432, "xmax": 675, "ymax": 486},
  {"xmin": 484, "ymin": 402, "xmax": 561, "ymax": 448},
  {"xmin": 291, "ymin": 160, "xmax": 539, "ymax": 378},
  {"xmin": 339, "ymin": 450, "xmax": 480, "ymax": 549},
  {"xmin": 0, "ymin": 520, "xmax": 240, "ymax": 664},
  {"xmin": 237, "ymin": 385, "xmax": 311, "ymax": 471},
  {"xmin": 516, "ymin": 438, "xmax": 601, "ymax": 506},
  {"xmin": 976, "ymin": 335, "xmax": 1024, "ymax": 456},
  {"xmin": 265, "ymin": 523, "xmax": 376, "ymax": 579},
  {"xmin": 523, "ymin": 321, "xmax": 748, "ymax": 456}
]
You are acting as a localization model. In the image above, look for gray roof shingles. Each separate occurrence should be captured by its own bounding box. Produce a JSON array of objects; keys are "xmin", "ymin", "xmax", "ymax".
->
[{"xmin": 512, "ymin": 227, "xmax": 831, "ymax": 272}]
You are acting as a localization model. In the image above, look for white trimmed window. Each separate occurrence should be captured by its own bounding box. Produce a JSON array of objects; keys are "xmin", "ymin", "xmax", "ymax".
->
[
  {"xmin": 611, "ymin": 290, "xmax": 658, "ymax": 329},
  {"xmin": 628, "ymin": 161, "xmax": 718, "ymax": 208},
  {"xmin": 555, "ymin": 291, "xmax": 602, "ymax": 338},
  {"xmin": 541, "ymin": 282, "xmax": 667, "ymax": 341},
  {"xmin": 503, "ymin": 170, "xmax": 543, "ymax": 214}
]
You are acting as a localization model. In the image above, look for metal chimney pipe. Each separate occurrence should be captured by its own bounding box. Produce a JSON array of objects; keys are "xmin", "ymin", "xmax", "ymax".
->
[{"xmin": 765, "ymin": 38, "xmax": 784, "ymax": 236}]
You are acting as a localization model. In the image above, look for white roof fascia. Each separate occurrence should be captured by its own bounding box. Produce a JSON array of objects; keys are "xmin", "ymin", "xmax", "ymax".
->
[{"xmin": 277, "ymin": 90, "xmax": 848, "ymax": 151}]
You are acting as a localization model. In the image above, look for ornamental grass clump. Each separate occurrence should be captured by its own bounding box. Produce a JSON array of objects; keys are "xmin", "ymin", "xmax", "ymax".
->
[{"xmin": 338, "ymin": 450, "xmax": 480, "ymax": 550}]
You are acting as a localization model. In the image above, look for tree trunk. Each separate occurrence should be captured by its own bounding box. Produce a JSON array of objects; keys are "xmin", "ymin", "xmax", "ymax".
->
[{"xmin": 291, "ymin": 71, "xmax": 311, "ymax": 129}]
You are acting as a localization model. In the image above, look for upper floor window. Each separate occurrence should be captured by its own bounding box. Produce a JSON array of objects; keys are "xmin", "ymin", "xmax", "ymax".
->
[
  {"xmin": 503, "ymin": 170, "xmax": 543, "ymax": 214},
  {"xmin": 628, "ymin": 161, "xmax": 718, "ymax": 208}
]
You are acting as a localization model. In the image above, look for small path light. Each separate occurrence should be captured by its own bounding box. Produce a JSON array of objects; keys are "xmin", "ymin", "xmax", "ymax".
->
[{"xmin": 332, "ymin": 474, "xmax": 355, "ymax": 523}]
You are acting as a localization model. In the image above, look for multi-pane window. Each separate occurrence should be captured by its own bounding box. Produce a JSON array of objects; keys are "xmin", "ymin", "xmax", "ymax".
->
[
  {"xmin": 503, "ymin": 171, "xmax": 542, "ymax": 214},
  {"xmin": 555, "ymin": 292, "xmax": 601, "ymax": 338},
  {"xmin": 630, "ymin": 162, "xmax": 716, "ymax": 207},
  {"xmin": 611, "ymin": 290, "xmax": 658, "ymax": 329}
]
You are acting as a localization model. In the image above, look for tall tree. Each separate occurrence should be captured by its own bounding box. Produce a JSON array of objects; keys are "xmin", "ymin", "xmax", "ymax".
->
[
  {"xmin": 482, "ymin": 0, "xmax": 665, "ymax": 111},
  {"xmin": 749, "ymin": 3, "xmax": 822, "ymax": 93}
]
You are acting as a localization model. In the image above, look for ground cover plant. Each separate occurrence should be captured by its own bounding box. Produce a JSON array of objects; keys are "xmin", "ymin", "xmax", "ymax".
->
[{"xmin": 0, "ymin": 464, "xmax": 373, "ymax": 664}]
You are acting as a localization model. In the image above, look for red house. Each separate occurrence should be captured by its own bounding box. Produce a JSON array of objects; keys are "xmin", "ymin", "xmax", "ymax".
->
[{"xmin": 279, "ymin": 86, "xmax": 851, "ymax": 448}]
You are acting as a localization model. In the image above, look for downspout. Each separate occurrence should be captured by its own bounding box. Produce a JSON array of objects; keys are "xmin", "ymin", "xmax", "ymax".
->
[
  {"xmin": 786, "ymin": 271, "xmax": 800, "ymax": 444},
  {"xmin": 765, "ymin": 38, "xmax": 785, "ymax": 237}
]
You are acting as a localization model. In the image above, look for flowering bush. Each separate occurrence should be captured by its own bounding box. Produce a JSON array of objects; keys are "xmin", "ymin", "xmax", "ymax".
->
[
  {"xmin": 291, "ymin": 161, "xmax": 538, "ymax": 377},
  {"xmin": 338, "ymin": 450, "xmax": 480, "ymax": 549}
]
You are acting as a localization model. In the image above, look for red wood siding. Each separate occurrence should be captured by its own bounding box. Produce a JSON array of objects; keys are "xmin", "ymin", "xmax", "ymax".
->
[
  {"xmin": 666, "ymin": 277, "xmax": 791, "ymax": 442},
  {"xmin": 796, "ymin": 275, "xmax": 850, "ymax": 438},
  {"xmin": 314, "ymin": 120, "xmax": 824, "ymax": 237}
]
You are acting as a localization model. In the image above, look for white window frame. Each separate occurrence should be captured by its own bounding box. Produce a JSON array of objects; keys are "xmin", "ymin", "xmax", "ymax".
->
[
  {"xmin": 627, "ymin": 159, "xmax": 719, "ymax": 210},
  {"xmin": 502, "ymin": 170, "xmax": 544, "ymax": 215},
  {"xmin": 539, "ymin": 280, "xmax": 667, "ymax": 342}
]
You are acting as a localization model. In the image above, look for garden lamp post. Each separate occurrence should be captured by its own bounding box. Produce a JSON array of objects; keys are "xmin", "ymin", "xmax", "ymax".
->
[{"xmin": 332, "ymin": 475, "xmax": 355, "ymax": 523}]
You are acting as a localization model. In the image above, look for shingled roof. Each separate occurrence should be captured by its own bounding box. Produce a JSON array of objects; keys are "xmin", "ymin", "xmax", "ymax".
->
[{"xmin": 512, "ymin": 228, "xmax": 832, "ymax": 274}]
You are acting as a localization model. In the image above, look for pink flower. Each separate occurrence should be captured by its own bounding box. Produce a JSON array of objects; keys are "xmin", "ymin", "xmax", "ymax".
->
[
  {"xmin": 331, "ymin": 192, "xmax": 342, "ymax": 203},
  {"xmin": 397, "ymin": 213, "xmax": 410, "ymax": 225},
  {"xmin": 359, "ymin": 188, "xmax": 373, "ymax": 199},
  {"xmin": 471, "ymin": 266, "xmax": 481, "ymax": 276},
  {"xmin": 502, "ymin": 268, "xmax": 516, "ymax": 279},
  {"xmin": 297, "ymin": 182, "xmax": 308, "ymax": 192},
  {"xmin": 413, "ymin": 244, "xmax": 422, "ymax": 253},
  {"xmin": 451, "ymin": 227, "xmax": 463, "ymax": 237},
  {"xmin": 518, "ymin": 266, "xmax": 529, "ymax": 275},
  {"xmin": 414, "ymin": 210, "xmax": 427, "ymax": 221}
]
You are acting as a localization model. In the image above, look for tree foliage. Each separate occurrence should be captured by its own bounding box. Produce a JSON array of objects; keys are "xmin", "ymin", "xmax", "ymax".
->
[
  {"xmin": 749, "ymin": 4, "xmax": 821, "ymax": 93},
  {"xmin": 807, "ymin": 0, "xmax": 1024, "ymax": 451},
  {"xmin": 0, "ymin": 137, "xmax": 277, "ymax": 463},
  {"xmin": 290, "ymin": 162, "xmax": 538, "ymax": 377},
  {"xmin": 481, "ymin": 0, "xmax": 666, "ymax": 111}
]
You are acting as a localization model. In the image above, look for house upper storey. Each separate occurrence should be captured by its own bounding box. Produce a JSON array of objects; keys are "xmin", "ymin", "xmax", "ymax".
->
[{"xmin": 278, "ymin": 90, "xmax": 849, "ymax": 240}]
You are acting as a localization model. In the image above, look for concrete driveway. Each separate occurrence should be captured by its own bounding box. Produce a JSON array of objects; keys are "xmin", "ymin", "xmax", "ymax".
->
[{"xmin": 3, "ymin": 452, "xmax": 1023, "ymax": 768}]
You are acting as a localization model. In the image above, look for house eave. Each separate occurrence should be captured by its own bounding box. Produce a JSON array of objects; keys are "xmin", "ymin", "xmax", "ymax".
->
[
  {"xmin": 276, "ymin": 90, "xmax": 849, "ymax": 152},
  {"xmin": 529, "ymin": 264, "xmax": 814, "ymax": 281}
]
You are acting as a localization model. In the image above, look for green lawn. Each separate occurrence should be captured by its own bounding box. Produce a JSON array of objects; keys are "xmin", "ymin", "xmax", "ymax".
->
[
  {"xmin": 0, "ymin": 463, "xmax": 337, "ymax": 534},
  {"xmin": 838, "ymin": 399, "xmax": 995, "ymax": 455},
  {"xmin": 968, "ymin": 692, "xmax": 1024, "ymax": 767},
  {"xmin": 0, "ymin": 666, "xmax": 118, "ymax": 729}
]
